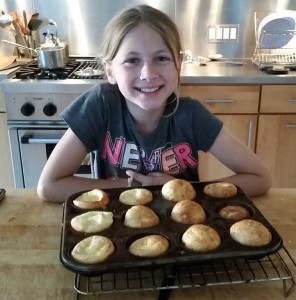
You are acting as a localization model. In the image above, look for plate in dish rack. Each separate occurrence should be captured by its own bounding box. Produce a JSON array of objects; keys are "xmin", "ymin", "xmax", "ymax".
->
[{"xmin": 258, "ymin": 13, "xmax": 296, "ymax": 49}]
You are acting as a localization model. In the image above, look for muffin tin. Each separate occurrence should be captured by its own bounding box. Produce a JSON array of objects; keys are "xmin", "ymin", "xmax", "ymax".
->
[{"xmin": 60, "ymin": 182, "xmax": 283, "ymax": 276}]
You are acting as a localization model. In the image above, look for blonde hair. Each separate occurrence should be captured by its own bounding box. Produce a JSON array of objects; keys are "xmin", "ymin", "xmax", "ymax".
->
[{"xmin": 99, "ymin": 5, "xmax": 183, "ymax": 116}]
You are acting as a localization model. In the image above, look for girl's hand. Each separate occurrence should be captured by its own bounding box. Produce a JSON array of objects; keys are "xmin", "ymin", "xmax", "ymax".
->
[{"xmin": 126, "ymin": 170, "xmax": 174, "ymax": 186}]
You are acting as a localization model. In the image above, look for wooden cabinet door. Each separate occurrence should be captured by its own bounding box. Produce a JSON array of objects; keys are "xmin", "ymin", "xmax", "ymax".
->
[
  {"xmin": 198, "ymin": 115, "xmax": 258, "ymax": 181},
  {"xmin": 0, "ymin": 113, "xmax": 14, "ymax": 188},
  {"xmin": 256, "ymin": 115, "xmax": 296, "ymax": 188}
]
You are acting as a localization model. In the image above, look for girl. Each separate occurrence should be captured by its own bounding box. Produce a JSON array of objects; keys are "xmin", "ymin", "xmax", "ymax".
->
[{"xmin": 37, "ymin": 5, "xmax": 271, "ymax": 202}]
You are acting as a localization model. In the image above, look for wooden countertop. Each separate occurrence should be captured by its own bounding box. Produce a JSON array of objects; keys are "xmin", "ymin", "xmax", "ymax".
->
[{"xmin": 0, "ymin": 188, "xmax": 295, "ymax": 300}]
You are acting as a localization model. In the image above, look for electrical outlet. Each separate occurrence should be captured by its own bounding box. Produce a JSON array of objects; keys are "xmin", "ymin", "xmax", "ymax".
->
[{"xmin": 208, "ymin": 24, "xmax": 239, "ymax": 42}]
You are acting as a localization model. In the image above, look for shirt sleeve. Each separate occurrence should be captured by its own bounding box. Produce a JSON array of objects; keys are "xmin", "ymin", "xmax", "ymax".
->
[
  {"xmin": 62, "ymin": 84, "xmax": 107, "ymax": 152},
  {"xmin": 180, "ymin": 97, "xmax": 223, "ymax": 152}
]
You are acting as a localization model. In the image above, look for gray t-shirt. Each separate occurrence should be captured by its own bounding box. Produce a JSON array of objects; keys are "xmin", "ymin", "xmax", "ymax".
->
[{"xmin": 62, "ymin": 82, "xmax": 223, "ymax": 181}]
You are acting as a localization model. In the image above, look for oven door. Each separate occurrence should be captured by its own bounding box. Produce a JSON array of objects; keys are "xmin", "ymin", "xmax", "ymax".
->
[{"xmin": 16, "ymin": 128, "xmax": 94, "ymax": 188}]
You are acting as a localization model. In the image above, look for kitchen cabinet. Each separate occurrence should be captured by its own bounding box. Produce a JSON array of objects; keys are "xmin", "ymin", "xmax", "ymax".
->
[
  {"xmin": 180, "ymin": 85, "xmax": 260, "ymax": 114},
  {"xmin": 180, "ymin": 84, "xmax": 296, "ymax": 187},
  {"xmin": 198, "ymin": 115, "xmax": 257, "ymax": 181},
  {"xmin": 260, "ymin": 85, "xmax": 296, "ymax": 113},
  {"xmin": 256, "ymin": 85, "xmax": 296, "ymax": 188},
  {"xmin": 180, "ymin": 85, "xmax": 259, "ymax": 181}
]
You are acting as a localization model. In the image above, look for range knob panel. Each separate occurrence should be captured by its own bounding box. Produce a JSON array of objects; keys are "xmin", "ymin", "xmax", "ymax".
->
[
  {"xmin": 43, "ymin": 103, "xmax": 57, "ymax": 116},
  {"xmin": 20, "ymin": 103, "xmax": 35, "ymax": 116}
]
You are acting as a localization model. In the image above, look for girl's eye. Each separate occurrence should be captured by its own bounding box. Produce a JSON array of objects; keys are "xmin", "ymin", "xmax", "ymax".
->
[
  {"xmin": 156, "ymin": 56, "xmax": 171, "ymax": 62},
  {"xmin": 124, "ymin": 57, "xmax": 140, "ymax": 64}
]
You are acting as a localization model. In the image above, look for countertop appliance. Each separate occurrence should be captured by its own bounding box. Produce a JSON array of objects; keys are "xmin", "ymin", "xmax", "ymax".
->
[
  {"xmin": 2, "ymin": 57, "xmax": 104, "ymax": 188},
  {"xmin": 252, "ymin": 11, "xmax": 296, "ymax": 73}
]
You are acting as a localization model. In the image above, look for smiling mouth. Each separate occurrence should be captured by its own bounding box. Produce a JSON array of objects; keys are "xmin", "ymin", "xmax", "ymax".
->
[{"xmin": 136, "ymin": 86, "xmax": 162, "ymax": 93}]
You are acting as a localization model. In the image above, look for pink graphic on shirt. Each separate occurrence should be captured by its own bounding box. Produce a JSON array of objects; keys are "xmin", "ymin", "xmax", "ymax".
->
[
  {"xmin": 101, "ymin": 134, "xmax": 124, "ymax": 166},
  {"xmin": 102, "ymin": 132, "xmax": 198, "ymax": 174},
  {"xmin": 161, "ymin": 144, "xmax": 197, "ymax": 174}
]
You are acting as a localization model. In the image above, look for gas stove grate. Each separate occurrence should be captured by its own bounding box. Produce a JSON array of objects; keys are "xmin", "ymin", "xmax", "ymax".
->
[
  {"xmin": 13, "ymin": 58, "xmax": 105, "ymax": 80},
  {"xmin": 73, "ymin": 246, "xmax": 296, "ymax": 299},
  {"xmin": 68, "ymin": 60, "xmax": 105, "ymax": 79}
]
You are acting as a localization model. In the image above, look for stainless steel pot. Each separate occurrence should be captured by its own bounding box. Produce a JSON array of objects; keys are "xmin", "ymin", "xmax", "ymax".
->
[
  {"xmin": 36, "ymin": 44, "xmax": 69, "ymax": 69},
  {"xmin": 1, "ymin": 40, "xmax": 69, "ymax": 69}
]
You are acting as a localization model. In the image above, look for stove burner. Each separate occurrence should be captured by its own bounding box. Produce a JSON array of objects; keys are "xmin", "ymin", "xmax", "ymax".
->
[
  {"xmin": 14, "ymin": 58, "xmax": 105, "ymax": 80},
  {"xmin": 35, "ymin": 70, "xmax": 70, "ymax": 80}
]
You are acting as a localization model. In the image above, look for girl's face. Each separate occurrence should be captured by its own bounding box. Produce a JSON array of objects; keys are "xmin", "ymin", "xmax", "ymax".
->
[{"xmin": 105, "ymin": 23, "xmax": 179, "ymax": 112}]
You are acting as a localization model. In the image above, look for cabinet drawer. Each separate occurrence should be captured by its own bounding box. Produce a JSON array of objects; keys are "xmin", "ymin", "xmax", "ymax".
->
[
  {"xmin": 180, "ymin": 85, "xmax": 260, "ymax": 113},
  {"xmin": 261, "ymin": 85, "xmax": 296, "ymax": 113}
]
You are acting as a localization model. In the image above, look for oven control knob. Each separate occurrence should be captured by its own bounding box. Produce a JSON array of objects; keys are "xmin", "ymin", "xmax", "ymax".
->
[
  {"xmin": 43, "ymin": 103, "xmax": 57, "ymax": 116},
  {"xmin": 21, "ymin": 103, "xmax": 35, "ymax": 116}
]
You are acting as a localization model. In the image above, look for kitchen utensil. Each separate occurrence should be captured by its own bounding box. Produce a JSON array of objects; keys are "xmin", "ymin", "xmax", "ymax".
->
[
  {"xmin": 9, "ymin": 11, "xmax": 28, "ymax": 35},
  {"xmin": 225, "ymin": 60, "xmax": 245, "ymax": 65},
  {"xmin": 48, "ymin": 18, "xmax": 58, "ymax": 45},
  {"xmin": 22, "ymin": 10, "xmax": 28, "ymax": 31},
  {"xmin": 28, "ymin": 18, "xmax": 43, "ymax": 31},
  {"xmin": 28, "ymin": 18, "xmax": 43, "ymax": 48},
  {"xmin": 0, "ymin": 55, "xmax": 17, "ymax": 71},
  {"xmin": 10, "ymin": 20, "xmax": 32, "ymax": 58},
  {"xmin": 2, "ymin": 40, "xmax": 35, "ymax": 52},
  {"xmin": 31, "ymin": 12, "xmax": 39, "ymax": 19},
  {"xmin": 0, "ymin": 14, "xmax": 13, "ymax": 28},
  {"xmin": 2, "ymin": 40, "xmax": 69, "ymax": 69}
]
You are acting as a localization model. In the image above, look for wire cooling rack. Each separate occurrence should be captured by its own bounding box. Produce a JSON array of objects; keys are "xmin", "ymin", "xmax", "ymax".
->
[{"xmin": 73, "ymin": 245, "xmax": 295, "ymax": 300}]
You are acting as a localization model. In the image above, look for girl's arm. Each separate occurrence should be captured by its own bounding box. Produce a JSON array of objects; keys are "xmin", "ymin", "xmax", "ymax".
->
[
  {"xmin": 37, "ymin": 128, "xmax": 129, "ymax": 203},
  {"xmin": 126, "ymin": 126, "xmax": 272, "ymax": 197},
  {"xmin": 208, "ymin": 126, "xmax": 272, "ymax": 196}
]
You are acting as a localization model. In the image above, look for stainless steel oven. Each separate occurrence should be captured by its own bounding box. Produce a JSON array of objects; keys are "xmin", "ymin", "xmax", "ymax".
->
[
  {"xmin": 8, "ymin": 126, "xmax": 94, "ymax": 188},
  {"xmin": 1, "ymin": 57, "xmax": 104, "ymax": 188}
]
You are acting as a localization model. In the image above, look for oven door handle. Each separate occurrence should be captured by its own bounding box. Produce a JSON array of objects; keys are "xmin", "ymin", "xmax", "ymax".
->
[{"xmin": 21, "ymin": 134, "xmax": 62, "ymax": 144}]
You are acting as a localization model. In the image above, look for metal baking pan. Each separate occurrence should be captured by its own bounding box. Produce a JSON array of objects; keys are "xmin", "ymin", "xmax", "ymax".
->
[{"xmin": 60, "ymin": 182, "xmax": 283, "ymax": 276}]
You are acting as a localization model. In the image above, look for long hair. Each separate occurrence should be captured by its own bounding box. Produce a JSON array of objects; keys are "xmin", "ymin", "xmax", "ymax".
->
[{"xmin": 99, "ymin": 5, "xmax": 183, "ymax": 116}]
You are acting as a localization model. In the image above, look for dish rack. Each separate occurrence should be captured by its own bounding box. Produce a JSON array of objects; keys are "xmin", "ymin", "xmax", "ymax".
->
[
  {"xmin": 73, "ymin": 245, "xmax": 296, "ymax": 300},
  {"xmin": 252, "ymin": 11, "xmax": 296, "ymax": 70},
  {"xmin": 252, "ymin": 40, "xmax": 296, "ymax": 69}
]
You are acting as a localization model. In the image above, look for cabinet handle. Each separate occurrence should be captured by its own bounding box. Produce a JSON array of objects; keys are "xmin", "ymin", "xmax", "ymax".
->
[
  {"xmin": 284, "ymin": 124, "xmax": 296, "ymax": 128},
  {"xmin": 247, "ymin": 120, "xmax": 253, "ymax": 148},
  {"xmin": 287, "ymin": 99, "xmax": 296, "ymax": 102},
  {"xmin": 204, "ymin": 99, "xmax": 234, "ymax": 103}
]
